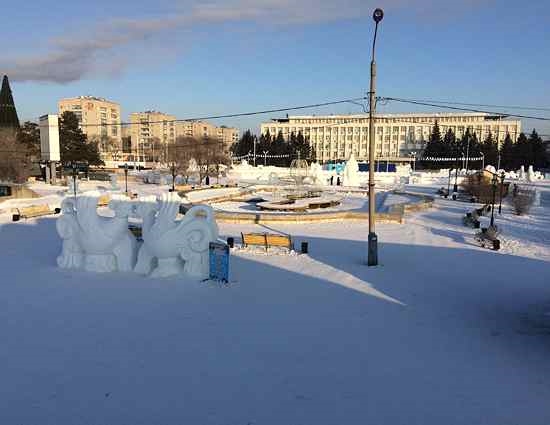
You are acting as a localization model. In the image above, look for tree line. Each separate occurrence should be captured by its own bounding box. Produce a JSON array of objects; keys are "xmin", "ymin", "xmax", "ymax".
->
[
  {"xmin": 230, "ymin": 130, "xmax": 315, "ymax": 167},
  {"xmin": 421, "ymin": 121, "xmax": 548, "ymax": 171},
  {"xmin": 1, "ymin": 111, "xmax": 105, "ymax": 183}
]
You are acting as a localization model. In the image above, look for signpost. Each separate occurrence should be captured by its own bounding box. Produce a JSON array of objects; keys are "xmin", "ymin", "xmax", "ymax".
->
[{"xmin": 209, "ymin": 242, "xmax": 229, "ymax": 283}]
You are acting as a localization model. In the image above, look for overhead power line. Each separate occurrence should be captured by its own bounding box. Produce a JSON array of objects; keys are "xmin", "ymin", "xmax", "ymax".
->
[
  {"xmin": 380, "ymin": 97, "xmax": 550, "ymax": 122},
  {"xmin": 380, "ymin": 97, "xmax": 550, "ymax": 113},
  {"xmin": 78, "ymin": 97, "xmax": 368, "ymax": 128}
]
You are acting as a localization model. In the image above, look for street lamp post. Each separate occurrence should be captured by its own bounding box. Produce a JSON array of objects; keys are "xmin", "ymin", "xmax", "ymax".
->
[
  {"xmin": 171, "ymin": 162, "xmax": 176, "ymax": 192},
  {"xmin": 367, "ymin": 7, "xmax": 384, "ymax": 267},
  {"xmin": 124, "ymin": 163, "xmax": 129, "ymax": 194},
  {"xmin": 490, "ymin": 173, "xmax": 498, "ymax": 228},
  {"xmin": 480, "ymin": 152, "xmax": 485, "ymax": 171},
  {"xmin": 71, "ymin": 162, "xmax": 78, "ymax": 199},
  {"xmin": 263, "ymin": 150, "xmax": 269, "ymax": 166},
  {"xmin": 498, "ymin": 171, "xmax": 505, "ymax": 214}
]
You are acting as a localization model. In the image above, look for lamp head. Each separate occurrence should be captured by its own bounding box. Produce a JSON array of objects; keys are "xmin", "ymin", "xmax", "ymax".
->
[{"xmin": 373, "ymin": 8, "xmax": 384, "ymax": 23}]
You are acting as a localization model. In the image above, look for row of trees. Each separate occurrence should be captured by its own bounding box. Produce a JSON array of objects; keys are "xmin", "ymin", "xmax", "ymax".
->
[
  {"xmin": 167, "ymin": 136, "xmax": 229, "ymax": 184},
  {"xmin": 0, "ymin": 111, "xmax": 104, "ymax": 183},
  {"xmin": 421, "ymin": 121, "xmax": 548, "ymax": 170},
  {"xmin": 230, "ymin": 130, "xmax": 315, "ymax": 167}
]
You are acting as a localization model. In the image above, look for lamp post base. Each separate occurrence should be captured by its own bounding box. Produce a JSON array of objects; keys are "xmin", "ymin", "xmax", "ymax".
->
[{"xmin": 368, "ymin": 232, "xmax": 378, "ymax": 266}]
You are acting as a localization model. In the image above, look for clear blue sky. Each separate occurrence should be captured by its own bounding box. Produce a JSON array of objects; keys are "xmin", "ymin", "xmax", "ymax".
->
[{"xmin": 2, "ymin": 0, "xmax": 549, "ymax": 137}]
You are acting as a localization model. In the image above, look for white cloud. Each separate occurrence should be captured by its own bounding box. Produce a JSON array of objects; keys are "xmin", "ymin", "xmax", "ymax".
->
[{"xmin": 0, "ymin": 0, "xmax": 491, "ymax": 83}]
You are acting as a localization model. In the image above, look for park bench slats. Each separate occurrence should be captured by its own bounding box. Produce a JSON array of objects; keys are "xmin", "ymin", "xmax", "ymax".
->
[
  {"xmin": 13, "ymin": 205, "xmax": 59, "ymax": 221},
  {"xmin": 241, "ymin": 232, "xmax": 294, "ymax": 252}
]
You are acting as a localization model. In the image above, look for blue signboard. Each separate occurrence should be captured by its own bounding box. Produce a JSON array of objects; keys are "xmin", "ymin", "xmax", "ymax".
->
[{"xmin": 209, "ymin": 242, "xmax": 230, "ymax": 282}]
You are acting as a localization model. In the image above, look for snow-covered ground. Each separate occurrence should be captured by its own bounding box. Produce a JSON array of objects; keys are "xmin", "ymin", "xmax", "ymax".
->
[{"xmin": 1, "ymin": 179, "xmax": 550, "ymax": 424}]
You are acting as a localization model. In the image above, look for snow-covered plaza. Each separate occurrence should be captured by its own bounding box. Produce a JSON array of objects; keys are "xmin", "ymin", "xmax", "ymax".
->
[{"xmin": 1, "ymin": 176, "xmax": 550, "ymax": 424}]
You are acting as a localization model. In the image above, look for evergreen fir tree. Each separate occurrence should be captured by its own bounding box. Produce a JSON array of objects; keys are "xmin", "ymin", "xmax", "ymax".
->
[
  {"xmin": 499, "ymin": 133, "xmax": 515, "ymax": 170},
  {"xmin": 513, "ymin": 132, "xmax": 530, "ymax": 170},
  {"xmin": 421, "ymin": 121, "xmax": 444, "ymax": 169},
  {"xmin": 480, "ymin": 132, "xmax": 498, "ymax": 168},
  {"xmin": 528, "ymin": 129, "xmax": 547, "ymax": 169},
  {"xmin": 0, "ymin": 75, "xmax": 20, "ymax": 129},
  {"xmin": 59, "ymin": 111, "xmax": 103, "ymax": 165},
  {"xmin": 230, "ymin": 129, "xmax": 255, "ymax": 158}
]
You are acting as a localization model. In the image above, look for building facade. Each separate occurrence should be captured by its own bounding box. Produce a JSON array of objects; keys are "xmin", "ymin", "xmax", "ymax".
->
[
  {"xmin": 176, "ymin": 121, "xmax": 239, "ymax": 154},
  {"xmin": 58, "ymin": 96, "xmax": 122, "ymax": 147},
  {"xmin": 129, "ymin": 111, "xmax": 176, "ymax": 161},
  {"xmin": 260, "ymin": 113, "xmax": 521, "ymax": 163}
]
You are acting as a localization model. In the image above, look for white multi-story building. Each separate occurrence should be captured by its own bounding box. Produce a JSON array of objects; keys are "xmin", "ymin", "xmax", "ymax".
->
[{"xmin": 260, "ymin": 113, "xmax": 521, "ymax": 162}]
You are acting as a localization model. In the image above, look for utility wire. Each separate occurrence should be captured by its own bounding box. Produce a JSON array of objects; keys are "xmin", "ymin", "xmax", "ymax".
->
[
  {"xmin": 78, "ymin": 97, "xmax": 368, "ymax": 128},
  {"xmin": 380, "ymin": 97, "xmax": 550, "ymax": 113},
  {"xmin": 380, "ymin": 97, "xmax": 550, "ymax": 122}
]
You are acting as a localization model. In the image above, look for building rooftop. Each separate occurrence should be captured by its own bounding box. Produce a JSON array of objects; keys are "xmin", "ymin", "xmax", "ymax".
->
[{"xmin": 266, "ymin": 112, "xmax": 515, "ymax": 123}]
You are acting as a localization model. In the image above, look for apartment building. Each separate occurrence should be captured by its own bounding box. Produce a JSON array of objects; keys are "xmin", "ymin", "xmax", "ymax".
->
[
  {"xmin": 130, "ymin": 111, "xmax": 176, "ymax": 161},
  {"xmin": 176, "ymin": 121, "xmax": 239, "ymax": 154},
  {"xmin": 58, "ymin": 96, "xmax": 122, "ymax": 146},
  {"xmin": 260, "ymin": 113, "xmax": 521, "ymax": 163}
]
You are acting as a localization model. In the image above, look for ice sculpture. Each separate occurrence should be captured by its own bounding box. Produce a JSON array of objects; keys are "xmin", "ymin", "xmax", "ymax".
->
[
  {"xmin": 518, "ymin": 165, "xmax": 526, "ymax": 180},
  {"xmin": 309, "ymin": 162, "xmax": 326, "ymax": 186},
  {"xmin": 527, "ymin": 165, "xmax": 535, "ymax": 182},
  {"xmin": 343, "ymin": 154, "xmax": 360, "ymax": 187},
  {"xmin": 134, "ymin": 192, "xmax": 219, "ymax": 279},
  {"xmin": 56, "ymin": 191, "xmax": 137, "ymax": 273},
  {"xmin": 110, "ymin": 174, "xmax": 119, "ymax": 190}
]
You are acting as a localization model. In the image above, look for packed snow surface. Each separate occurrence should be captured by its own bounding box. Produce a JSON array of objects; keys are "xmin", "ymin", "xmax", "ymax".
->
[{"xmin": 1, "ymin": 178, "xmax": 550, "ymax": 424}]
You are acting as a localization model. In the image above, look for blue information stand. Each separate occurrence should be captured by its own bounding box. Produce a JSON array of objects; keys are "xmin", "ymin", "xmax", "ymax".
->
[{"xmin": 209, "ymin": 242, "xmax": 229, "ymax": 282}]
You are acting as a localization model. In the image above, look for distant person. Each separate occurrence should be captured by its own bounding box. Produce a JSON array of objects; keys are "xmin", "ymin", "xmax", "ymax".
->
[
  {"xmin": 330, "ymin": 175, "xmax": 334, "ymax": 186},
  {"xmin": 205, "ymin": 175, "xmax": 210, "ymax": 186},
  {"xmin": 336, "ymin": 176, "xmax": 341, "ymax": 186}
]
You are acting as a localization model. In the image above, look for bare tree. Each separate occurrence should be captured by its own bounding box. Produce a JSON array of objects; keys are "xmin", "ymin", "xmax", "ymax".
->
[
  {"xmin": 0, "ymin": 129, "xmax": 32, "ymax": 183},
  {"xmin": 168, "ymin": 137, "xmax": 195, "ymax": 184}
]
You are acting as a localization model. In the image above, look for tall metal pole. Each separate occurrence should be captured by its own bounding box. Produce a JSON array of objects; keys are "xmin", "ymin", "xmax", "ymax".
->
[
  {"xmin": 368, "ymin": 8, "xmax": 383, "ymax": 267},
  {"xmin": 490, "ymin": 174, "xmax": 497, "ymax": 227},
  {"xmin": 498, "ymin": 171, "xmax": 505, "ymax": 214},
  {"xmin": 124, "ymin": 163, "xmax": 129, "ymax": 194},
  {"xmin": 253, "ymin": 137, "xmax": 257, "ymax": 167}
]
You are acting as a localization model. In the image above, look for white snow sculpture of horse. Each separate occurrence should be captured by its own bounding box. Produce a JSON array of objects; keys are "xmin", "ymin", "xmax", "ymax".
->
[
  {"xmin": 56, "ymin": 197, "xmax": 84, "ymax": 269},
  {"xmin": 56, "ymin": 191, "xmax": 137, "ymax": 273},
  {"xmin": 134, "ymin": 192, "xmax": 219, "ymax": 279}
]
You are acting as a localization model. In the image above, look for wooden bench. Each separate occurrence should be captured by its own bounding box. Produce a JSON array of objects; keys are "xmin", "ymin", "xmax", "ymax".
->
[
  {"xmin": 241, "ymin": 232, "xmax": 294, "ymax": 252},
  {"xmin": 475, "ymin": 225, "xmax": 500, "ymax": 250},
  {"xmin": 12, "ymin": 205, "xmax": 60, "ymax": 221},
  {"xmin": 463, "ymin": 209, "xmax": 481, "ymax": 228},
  {"xmin": 97, "ymin": 194, "xmax": 111, "ymax": 207}
]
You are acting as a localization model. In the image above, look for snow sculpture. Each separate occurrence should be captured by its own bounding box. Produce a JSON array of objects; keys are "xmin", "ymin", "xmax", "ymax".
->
[
  {"xmin": 343, "ymin": 154, "xmax": 360, "ymax": 187},
  {"xmin": 134, "ymin": 192, "xmax": 219, "ymax": 279},
  {"xmin": 309, "ymin": 162, "xmax": 326, "ymax": 186},
  {"xmin": 485, "ymin": 165, "xmax": 496, "ymax": 174},
  {"xmin": 110, "ymin": 174, "xmax": 119, "ymax": 190},
  {"xmin": 56, "ymin": 198, "xmax": 84, "ymax": 269},
  {"xmin": 67, "ymin": 177, "xmax": 79, "ymax": 195},
  {"xmin": 527, "ymin": 165, "xmax": 535, "ymax": 182},
  {"xmin": 56, "ymin": 191, "xmax": 137, "ymax": 273},
  {"xmin": 518, "ymin": 166, "xmax": 526, "ymax": 180}
]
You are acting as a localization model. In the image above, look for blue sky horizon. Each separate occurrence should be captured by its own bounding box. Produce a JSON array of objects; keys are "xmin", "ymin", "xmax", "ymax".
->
[{"xmin": 2, "ymin": 0, "xmax": 549, "ymax": 137}]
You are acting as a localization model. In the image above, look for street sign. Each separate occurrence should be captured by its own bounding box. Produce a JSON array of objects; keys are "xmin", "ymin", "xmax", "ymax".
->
[{"xmin": 209, "ymin": 242, "xmax": 229, "ymax": 282}]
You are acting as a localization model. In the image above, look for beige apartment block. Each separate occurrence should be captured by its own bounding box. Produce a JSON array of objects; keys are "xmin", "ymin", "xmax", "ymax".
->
[
  {"xmin": 58, "ymin": 96, "xmax": 122, "ymax": 148},
  {"xmin": 176, "ymin": 121, "xmax": 239, "ymax": 154},
  {"xmin": 130, "ymin": 111, "xmax": 176, "ymax": 161},
  {"xmin": 260, "ymin": 113, "xmax": 521, "ymax": 163}
]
